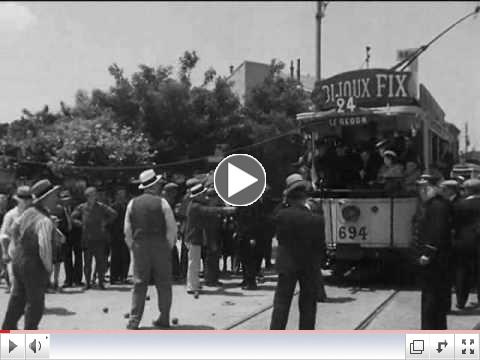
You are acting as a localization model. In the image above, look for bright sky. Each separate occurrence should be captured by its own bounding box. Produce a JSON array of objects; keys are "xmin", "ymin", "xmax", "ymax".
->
[{"xmin": 1, "ymin": 1, "xmax": 479, "ymax": 146}]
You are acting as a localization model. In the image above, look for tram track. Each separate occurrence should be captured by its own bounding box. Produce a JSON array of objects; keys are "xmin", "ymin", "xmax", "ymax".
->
[
  {"xmin": 354, "ymin": 290, "xmax": 400, "ymax": 330},
  {"xmin": 225, "ymin": 287, "xmax": 401, "ymax": 330}
]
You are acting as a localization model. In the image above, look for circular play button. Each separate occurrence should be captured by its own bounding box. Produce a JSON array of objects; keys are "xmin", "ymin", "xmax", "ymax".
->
[{"xmin": 214, "ymin": 154, "xmax": 266, "ymax": 206}]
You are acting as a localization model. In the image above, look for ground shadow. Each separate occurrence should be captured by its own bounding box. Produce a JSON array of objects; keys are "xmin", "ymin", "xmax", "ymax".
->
[
  {"xmin": 322, "ymin": 296, "xmax": 356, "ymax": 304},
  {"xmin": 44, "ymin": 307, "xmax": 76, "ymax": 316},
  {"xmin": 139, "ymin": 325, "xmax": 215, "ymax": 330},
  {"xmin": 104, "ymin": 286, "xmax": 132, "ymax": 292},
  {"xmin": 199, "ymin": 288, "xmax": 245, "ymax": 297}
]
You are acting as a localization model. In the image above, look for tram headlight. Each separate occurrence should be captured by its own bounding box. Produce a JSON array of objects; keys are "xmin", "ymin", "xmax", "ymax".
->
[{"xmin": 341, "ymin": 205, "xmax": 361, "ymax": 222}]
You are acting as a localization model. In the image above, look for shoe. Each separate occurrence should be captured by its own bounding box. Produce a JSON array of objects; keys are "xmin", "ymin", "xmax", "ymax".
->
[
  {"xmin": 204, "ymin": 281, "xmax": 223, "ymax": 287},
  {"xmin": 126, "ymin": 322, "xmax": 139, "ymax": 330},
  {"xmin": 152, "ymin": 319, "xmax": 170, "ymax": 329},
  {"xmin": 83, "ymin": 284, "xmax": 91, "ymax": 291},
  {"xmin": 98, "ymin": 283, "xmax": 106, "ymax": 290},
  {"xmin": 456, "ymin": 303, "xmax": 465, "ymax": 310},
  {"xmin": 62, "ymin": 283, "xmax": 73, "ymax": 289},
  {"xmin": 317, "ymin": 297, "xmax": 328, "ymax": 303},
  {"xmin": 242, "ymin": 283, "xmax": 258, "ymax": 290}
]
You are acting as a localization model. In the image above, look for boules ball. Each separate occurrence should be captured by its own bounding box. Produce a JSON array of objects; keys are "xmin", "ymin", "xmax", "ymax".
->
[
  {"xmin": 172, "ymin": 318, "xmax": 178, "ymax": 325},
  {"xmin": 124, "ymin": 313, "xmax": 130, "ymax": 319},
  {"xmin": 194, "ymin": 293, "xmax": 199, "ymax": 299},
  {"xmin": 103, "ymin": 307, "xmax": 109, "ymax": 313},
  {"xmin": 146, "ymin": 296, "xmax": 150, "ymax": 301}
]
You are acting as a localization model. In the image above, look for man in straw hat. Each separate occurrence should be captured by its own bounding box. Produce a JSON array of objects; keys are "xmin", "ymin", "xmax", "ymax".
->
[
  {"xmin": 413, "ymin": 174, "xmax": 452, "ymax": 329},
  {"xmin": 0, "ymin": 186, "xmax": 33, "ymax": 294},
  {"xmin": 270, "ymin": 173, "xmax": 325, "ymax": 330},
  {"xmin": 184, "ymin": 182, "xmax": 235, "ymax": 294},
  {"xmin": 2, "ymin": 179, "xmax": 61, "ymax": 330},
  {"xmin": 124, "ymin": 169, "xmax": 177, "ymax": 329}
]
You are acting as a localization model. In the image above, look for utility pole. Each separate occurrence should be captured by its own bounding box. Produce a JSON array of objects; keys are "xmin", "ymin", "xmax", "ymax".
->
[
  {"xmin": 316, "ymin": 2, "xmax": 328, "ymax": 81},
  {"xmin": 365, "ymin": 46, "xmax": 371, "ymax": 69}
]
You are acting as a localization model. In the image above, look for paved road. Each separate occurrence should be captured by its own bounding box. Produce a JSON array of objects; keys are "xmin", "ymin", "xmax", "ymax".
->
[{"xmin": 1, "ymin": 268, "xmax": 480, "ymax": 330}]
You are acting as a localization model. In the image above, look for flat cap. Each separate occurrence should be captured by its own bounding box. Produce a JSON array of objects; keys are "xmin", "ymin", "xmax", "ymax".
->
[
  {"xmin": 439, "ymin": 179, "xmax": 459, "ymax": 188},
  {"xmin": 416, "ymin": 173, "xmax": 441, "ymax": 186},
  {"xmin": 463, "ymin": 178, "xmax": 480, "ymax": 192}
]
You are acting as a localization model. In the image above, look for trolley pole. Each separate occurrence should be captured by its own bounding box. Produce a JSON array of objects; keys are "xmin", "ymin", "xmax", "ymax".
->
[{"xmin": 316, "ymin": 1, "xmax": 322, "ymax": 81}]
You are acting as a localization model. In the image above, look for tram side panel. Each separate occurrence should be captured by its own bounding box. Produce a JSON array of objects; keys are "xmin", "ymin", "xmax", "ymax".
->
[{"xmin": 392, "ymin": 198, "xmax": 418, "ymax": 248}]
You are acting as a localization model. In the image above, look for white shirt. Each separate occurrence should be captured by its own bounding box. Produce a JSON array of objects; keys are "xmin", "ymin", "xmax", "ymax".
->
[
  {"xmin": 10, "ymin": 207, "xmax": 54, "ymax": 273},
  {"xmin": 124, "ymin": 196, "xmax": 177, "ymax": 249},
  {"xmin": 0, "ymin": 206, "xmax": 23, "ymax": 258}
]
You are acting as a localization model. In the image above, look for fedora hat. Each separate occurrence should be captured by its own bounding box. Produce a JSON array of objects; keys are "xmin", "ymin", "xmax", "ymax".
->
[
  {"xmin": 138, "ymin": 169, "xmax": 163, "ymax": 190},
  {"xmin": 13, "ymin": 185, "xmax": 32, "ymax": 202},
  {"xmin": 283, "ymin": 173, "xmax": 310, "ymax": 196},
  {"xmin": 31, "ymin": 179, "xmax": 60, "ymax": 204}
]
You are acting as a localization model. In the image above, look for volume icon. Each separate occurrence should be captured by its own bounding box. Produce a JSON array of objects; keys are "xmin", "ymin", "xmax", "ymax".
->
[{"xmin": 29, "ymin": 338, "xmax": 41, "ymax": 354}]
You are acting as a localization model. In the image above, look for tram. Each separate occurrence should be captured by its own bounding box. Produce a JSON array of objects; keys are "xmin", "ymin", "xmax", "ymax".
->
[{"xmin": 297, "ymin": 69, "xmax": 459, "ymax": 276}]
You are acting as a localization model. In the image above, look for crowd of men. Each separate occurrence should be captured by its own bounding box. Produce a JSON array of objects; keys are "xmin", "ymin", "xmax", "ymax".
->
[
  {"xmin": 3, "ymin": 158, "xmax": 480, "ymax": 331},
  {"xmin": 414, "ymin": 174, "xmax": 480, "ymax": 330},
  {"xmin": 0, "ymin": 167, "xmax": 321, "ymax": 330}
]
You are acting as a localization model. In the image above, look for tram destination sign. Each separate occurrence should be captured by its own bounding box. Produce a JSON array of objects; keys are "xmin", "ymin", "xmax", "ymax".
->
[{"xmin": 315, "ymin": 69, "xmax": 418, "ymax": 110}]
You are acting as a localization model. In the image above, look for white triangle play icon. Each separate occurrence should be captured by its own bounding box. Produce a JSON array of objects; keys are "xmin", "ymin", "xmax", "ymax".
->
[{"xmin": 228, "ymin": 163, "xmax": 258, "ymax": 198}]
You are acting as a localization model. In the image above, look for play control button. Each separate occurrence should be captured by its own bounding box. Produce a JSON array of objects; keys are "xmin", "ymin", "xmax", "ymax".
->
[
  {"xmin": 9, "ymin": 340, "xmax": 17, "ymax": 353},
  {"xmin": 214, "ymin": 154, "xmax": 266, "ymax": 206}
]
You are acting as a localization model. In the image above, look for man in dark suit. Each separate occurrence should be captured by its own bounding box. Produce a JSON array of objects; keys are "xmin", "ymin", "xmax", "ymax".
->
[
  {"xmin": 414, "ymin": 175, "xmax": 453, "ymax": 329},
  {"xmin": 270, "ymin": 173, "xmax": 325, "ymax": 330},
  {"xmin": 452, "ymin": 178, "xmax": 480, "ymax": 309}
]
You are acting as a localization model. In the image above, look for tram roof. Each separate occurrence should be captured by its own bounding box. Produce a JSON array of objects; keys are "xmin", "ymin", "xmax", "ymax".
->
[{"xmin": 296, "ymin": 105, "xmax": 425, "ymax": 123}]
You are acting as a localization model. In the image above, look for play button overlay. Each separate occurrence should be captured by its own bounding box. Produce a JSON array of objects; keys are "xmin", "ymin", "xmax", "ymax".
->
[
  {"xmin": 214, "ymin": 154, "xmax": 266, "ymax": 206},
  {"xmin": 1, "ymin": 333, "xmax": 25, "ymax": 359}
]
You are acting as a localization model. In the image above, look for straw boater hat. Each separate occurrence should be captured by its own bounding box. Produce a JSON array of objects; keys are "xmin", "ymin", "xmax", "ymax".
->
[
  {"xmin": 382, "ymin": 150, "xmax": 398, "ymax": 158},
  {"xmin": 163, "ymin": 182, "xmax": 179, "ymax": 192},
  {"xmin": 439, "ymin": 179, "xmax": 459, "ymax": 189},
  {"xmin": 31, "ymin": 179, "xmax": 61, "ymax": 204},
  {"xmin": 416, "ymin": 173, "xmax": 442, "ymax": 187},
  {"xmin": 189, "ymin": 183, "xmax": 207, "ymax": 199},
  {"xmin": 13, "ymin": 185, "xmax": 32, "ymax": 202},
  {"xmin": 186, "ymin": 178, "xmax": 201, "ymax": 189},
  {"xmin": 283, "ymin": 173, "xmax": 310, "ymax": 197},
  {"xmin": 138, "ymin": 169, "xmax": 163, "ymax": 190}
]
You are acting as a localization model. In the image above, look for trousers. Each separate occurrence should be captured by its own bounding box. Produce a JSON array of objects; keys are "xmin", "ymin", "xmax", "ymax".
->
[
  {"xmin": 129, "ymin": 239, "xmax": 172, "ymax": 327},
  {"xmin": 84, "ymin": 245, "xmax": 106, "ymax": 286},
  {"xmin": 2, "ymin": 258, "xmax": 48, "ymax": 330},
  {"xmin": 64, "ymin": 237, "xmax": 83, "ymax": 285},
  {"xmin": 270, "ymin": 269, "xmax": 318, "ymax": 330},
  {"xmin": 186, "ymin": 244, "xmax": 201, "ymax": 291},
  {"xmin": 110, "ymin": 236, "xmax": 130, "ymax": 282}
]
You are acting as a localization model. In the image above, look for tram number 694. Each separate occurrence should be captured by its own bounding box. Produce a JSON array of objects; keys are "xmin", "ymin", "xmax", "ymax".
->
[{"xmin": 338, "ymin": 226, "xmax": 367, "ymax": 241}]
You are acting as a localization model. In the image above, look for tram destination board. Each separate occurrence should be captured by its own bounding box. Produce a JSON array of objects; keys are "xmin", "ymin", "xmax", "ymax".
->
[{"xmin": 315, "ymin": 69, "xmax": 418, "ymax": 110}]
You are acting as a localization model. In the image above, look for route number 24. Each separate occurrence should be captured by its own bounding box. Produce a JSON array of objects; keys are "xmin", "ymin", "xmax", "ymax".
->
[
  {"xmin": 336, "ymin": 97, "xmax": 356, "ymax": 113},
  {"xmin": 338, "ymin": 226, "xmax": 367, "ymax": 241}
]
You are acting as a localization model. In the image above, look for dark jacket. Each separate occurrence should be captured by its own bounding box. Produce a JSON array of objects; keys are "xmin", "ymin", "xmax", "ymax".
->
[
  {"xmin": 274, "ymin": 203, "xmax": 325, "ymax": 273},
  {"xmin": 184, "ymin": 197, "xmax": 225, "ymax": 246},
  {"xmin": 453, "ymin": 195, "xmax": 480, "ymax": 253},
  {"xmin": 414, "ymin": 195, "xmax": 452, "ymax": 280}
]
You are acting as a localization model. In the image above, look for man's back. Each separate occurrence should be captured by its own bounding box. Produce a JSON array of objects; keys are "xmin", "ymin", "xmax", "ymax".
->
[{"xmin": 275, "ymin": 204, "xmax": 325, "ymax": 273}]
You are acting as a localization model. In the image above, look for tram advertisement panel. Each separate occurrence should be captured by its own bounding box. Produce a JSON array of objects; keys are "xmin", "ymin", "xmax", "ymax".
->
[{"xmin": 314, "ymin": 69, "xmax": 418, "ymax": 110}]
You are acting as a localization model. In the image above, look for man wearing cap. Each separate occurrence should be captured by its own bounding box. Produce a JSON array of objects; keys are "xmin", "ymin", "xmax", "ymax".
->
[
  {"xmin": 0, "ymin": 186, "xmax": 33, "ymax": 294},
  {"xmin": 72, "ymin": 186, "xmax": 117, "ymax": 290},
  {"xmin": 2, "ymin": 180, "xmax": 60, "ymax": 330},
  {"xmin": 184, "ymin": 182, "xmax": 235, "ymax": 293},
  {"xmin": 109, "ymin": 187, "xmax": 131, "ymax": 285},
  {"xmin": 270, "ymin": 174, "xmax": 325, "ymax": 330},
  {"xmin": 124, "ymin": 169, "xmax": 177, "ymax": 329},
  {"xmin": 452, "ymin": 178, "xmax": 480, "ymax": 309},
  {"xmin": 414, "ymin": 175, "xmax": 452, "ymax": 329}
]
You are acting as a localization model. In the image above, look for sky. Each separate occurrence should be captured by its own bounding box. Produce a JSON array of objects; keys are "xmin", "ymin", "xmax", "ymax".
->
[{"xmin": 0, "ymin": 1, "xmax": 479, "ymax": 146}]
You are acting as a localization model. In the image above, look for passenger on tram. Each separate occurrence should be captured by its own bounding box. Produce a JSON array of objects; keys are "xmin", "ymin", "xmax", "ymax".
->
[
  {"xmin": 377, "ymin": 150, "xmax": 405, "ymax": 182},
  {"xmin": 313, "ymin": 141, "xmax": 337, "ymax": 187},
  {"xmin": 404, "ymin": 161, "xmax": 422, "ymax": 193},
  {"xmin": 359, "ymin": 147, "xmax": 382, "ymax": 185},
  {"xmin": 334, "ymin": 142, "xmax": 362, "ymax": 188}
]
